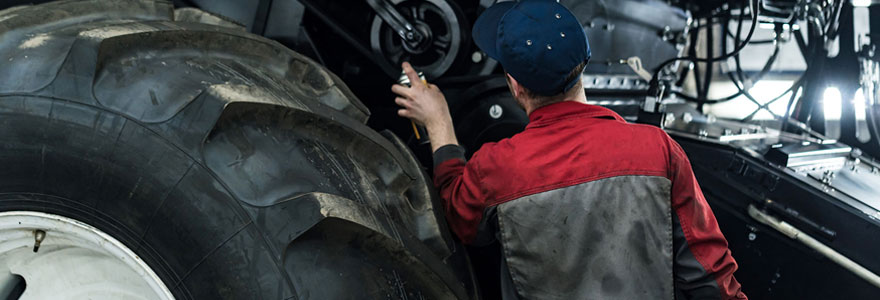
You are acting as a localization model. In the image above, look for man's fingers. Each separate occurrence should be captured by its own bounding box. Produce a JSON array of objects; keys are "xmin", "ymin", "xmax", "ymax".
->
[
  {"xmin": 402, "ymin": 62, "xmax": 423, "ymax": 87},
  {"xmin": 394, "ymin": 97, "xmax": 411, "ymax": 107},
  {"xmin": 391, "ymin": 84, "xmax": 413, "ymax": 98},
  {"xmin": 397, "ymin": 109, "xmax": 411, "ymax": 118}
]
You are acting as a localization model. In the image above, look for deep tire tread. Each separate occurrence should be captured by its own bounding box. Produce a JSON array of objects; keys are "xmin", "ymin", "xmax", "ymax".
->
[{"xmin": 0, "ymin": 1, "xmax": 472, "ymax": 299}]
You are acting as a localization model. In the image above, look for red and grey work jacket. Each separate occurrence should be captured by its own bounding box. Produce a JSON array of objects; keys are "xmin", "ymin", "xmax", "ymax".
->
[{"xmin": 433, "ymin": 101, "xmax": 747, "ymax": 299}]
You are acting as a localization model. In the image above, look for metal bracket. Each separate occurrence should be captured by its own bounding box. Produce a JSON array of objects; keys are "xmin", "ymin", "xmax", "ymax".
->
[{"xmin": 623, "ymin": 56, "xmax": 654, "ymax": 82}]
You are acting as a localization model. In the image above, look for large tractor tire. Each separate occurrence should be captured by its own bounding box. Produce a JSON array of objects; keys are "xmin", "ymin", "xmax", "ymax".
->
[{"xmin": 0, "ymin": 0, "xmax": 476, "ymax": 299}]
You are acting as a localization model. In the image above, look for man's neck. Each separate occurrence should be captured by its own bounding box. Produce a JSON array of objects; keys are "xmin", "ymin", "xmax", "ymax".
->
[{"xmin": 525, "ymin": 91, "xmax": 587, "ymax": 115}]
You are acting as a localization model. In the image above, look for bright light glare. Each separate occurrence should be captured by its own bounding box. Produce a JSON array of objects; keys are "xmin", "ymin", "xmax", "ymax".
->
[
  {"xmin": 703, "ymin": 80, "xmax": 798, "ymax": 120},
  {"xmin": 823, "ymin": 87, "xmax": 842, "ymax": 120},
  {"xmin": 748, "ymin": 80, "xmax": 797, "ymax": 119},
  {"xmin": 853, "ymin": 0, "xmax": 872, "ymax": 7},
  {"xmin": 759, "ymin": 23, "xmax": 775, "ymax": 30},
  {"xmin": 758, "ymin": 23, "xmax": 796, "ymax": 30},
  {"xmin": 855, "ymin": 87, "xmax": 867, "ymax": 121}
]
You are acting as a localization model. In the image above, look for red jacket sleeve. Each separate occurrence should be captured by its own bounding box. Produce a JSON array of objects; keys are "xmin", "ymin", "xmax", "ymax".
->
[
  {"xmin": 432, "ymin": 144, "xmax": 489, "ymax": 244},
  {"xmin": 668, "ymin": 137, "xmax": 747, "ymax": 300}
]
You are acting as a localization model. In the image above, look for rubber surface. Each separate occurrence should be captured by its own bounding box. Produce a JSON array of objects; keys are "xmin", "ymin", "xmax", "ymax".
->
[{"xmin": 0, "ymin": 0, "xmax": 475, "ymax": 298}]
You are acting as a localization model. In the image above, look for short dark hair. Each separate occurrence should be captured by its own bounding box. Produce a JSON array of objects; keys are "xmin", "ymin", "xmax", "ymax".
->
[{"xmin": 521, "ymin": 61, "xmax": 587, "ymax": 107}]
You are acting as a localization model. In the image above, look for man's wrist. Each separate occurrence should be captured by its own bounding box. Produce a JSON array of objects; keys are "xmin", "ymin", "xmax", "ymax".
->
[
  {"xmin": 425, "ymin": 116, "xmax": 459, "ymax": 153},
  {"xmin": 424, "ymin": 117, "xmax": 449, "ymax": 137},
  {"xmin": 424, "ymin": 116, "xmax": 449, "ymax": 132},
  {"xmin": 424, "ymin": 122, "xmax": 444, "ymax": 136}
]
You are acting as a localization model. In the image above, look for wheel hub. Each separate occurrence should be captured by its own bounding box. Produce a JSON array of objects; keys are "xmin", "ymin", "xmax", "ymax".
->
[
  {"xmin": 0, "ymin": 211, "xmax": 173, "ymax": 300},
  {"xmin": 401, "ymin": 21, "xmax": 434, "ymax": 55},
  {"xmin": 371, "ymin": 0, "xmax": 463, "ymax": 79}
]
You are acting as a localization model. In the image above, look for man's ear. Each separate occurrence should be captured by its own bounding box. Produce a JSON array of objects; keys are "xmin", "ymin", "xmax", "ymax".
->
[{"xmin": 506, "ymin": 73, "xmax": 522, "ymax": 98}]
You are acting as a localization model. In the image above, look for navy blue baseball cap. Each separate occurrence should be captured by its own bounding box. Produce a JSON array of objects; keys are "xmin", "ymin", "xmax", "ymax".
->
[{"xmin": 473, "ymin": 0, "xmax": 591, "ymax": 96}]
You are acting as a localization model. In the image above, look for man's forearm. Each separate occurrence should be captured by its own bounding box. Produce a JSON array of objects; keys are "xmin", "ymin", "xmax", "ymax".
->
[{"xmin": 426, "ymin": 117, "xmax": 460, "ymax": 153}]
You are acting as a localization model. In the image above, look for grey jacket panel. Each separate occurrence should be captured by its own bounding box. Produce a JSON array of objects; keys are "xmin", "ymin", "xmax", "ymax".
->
[{"xmin": 496, "ymin": 175, "xmax": 673, "ymax": 300}]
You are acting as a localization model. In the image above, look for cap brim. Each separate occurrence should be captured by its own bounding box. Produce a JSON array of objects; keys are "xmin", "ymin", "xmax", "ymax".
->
[{"xmin": 472, "ymin": 1, "xmax": 517, "ymax": 61}]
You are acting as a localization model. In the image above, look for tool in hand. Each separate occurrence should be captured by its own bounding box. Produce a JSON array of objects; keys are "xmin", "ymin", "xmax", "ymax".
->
[{"xmin": 397, "ymin": 69, "xmax": 430, "ymax": 145}]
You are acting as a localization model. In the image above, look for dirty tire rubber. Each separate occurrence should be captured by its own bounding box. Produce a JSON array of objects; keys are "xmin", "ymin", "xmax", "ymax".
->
[{"xmin": 0, "ymin": 1, "xmax": 475, "ymax": 299}]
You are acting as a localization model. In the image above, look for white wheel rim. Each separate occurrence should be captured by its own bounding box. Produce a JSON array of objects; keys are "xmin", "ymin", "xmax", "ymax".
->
[{"xmin": 0, "ymin": 211, "xmax": 174, "ymax": 299}]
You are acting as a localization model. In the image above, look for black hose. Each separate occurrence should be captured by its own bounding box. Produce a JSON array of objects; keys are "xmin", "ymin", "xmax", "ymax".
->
[
  {"xmin": 673, "ymin": 90, "xmax": 742, "ymax": 103},
  {"xmin": 691, "ymin": 20, "xmax": 705, "ymax": 99},
  {"xmin": 651, "ymin": 0, "xmax": 760, "ymax": 81},
  {"xmin": 733, "ymin": 25, "xmax": 805, "ymax": 121},
  {"xmin": 675, "ymin": 6, "xmax": 788, "ymax": 106},
  {"xmin": 727, "ymin": 3, "xmax": 781, "ymax": 120},
  {"xmin": 726, "ymin": 30, "xmax": 776, "ymax": 44},
  {"xmin": 825, "ymin": 0, "xmax": 844, "ymax": 39},
  {"xmin": 733, "ymin": 2, "xmax": 747, "ymax": 84},
  {"xmin": 781, "ymin": 78, "xmax": 802, "ymax": 128},
  {"xmin": 674, "ymin": 10, "xmax": 742, "ymax": 103},
  {"xmin": 701, "ymin": 15, "xmax": 715, "ymax": 107}
]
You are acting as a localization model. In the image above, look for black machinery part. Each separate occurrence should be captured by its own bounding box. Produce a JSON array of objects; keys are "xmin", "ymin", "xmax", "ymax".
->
[
  {"xmin": 370, "ymin": 0, "xmax": 468, "ymax": 79},
  {"xmin": 563, "ymin": 0, "xmax": 689, "ymax": 75},
  {"xmin": 676, "ymin": 136, "xmax": 880, "ymax": 299},
  {"xmin": 0, "ymin": 0, "xmax": 478, "ymax": 298},
  {"xmin": 366, "ymin": 0, "xmax": 426, "ymax": 49},
  {"xmin": 450, "ymin": 76, "xmax": 527, "ymax": 158}
]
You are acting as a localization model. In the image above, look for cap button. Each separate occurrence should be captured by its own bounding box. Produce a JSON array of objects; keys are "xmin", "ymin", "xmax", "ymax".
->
[
  {"xmin": 560, "ymin": 32, "xmax": 566, "ymax": 38},
  {"xmin": 526, "ymin": 40, "xmax": 532, "ymax": 46},
  {"xmin": 555, "ymin": 13, "xmax": 561, "ymax": 19},
  {"xmin": 547, "ymin": 44, "xmax": 552, "ymax": 50}
]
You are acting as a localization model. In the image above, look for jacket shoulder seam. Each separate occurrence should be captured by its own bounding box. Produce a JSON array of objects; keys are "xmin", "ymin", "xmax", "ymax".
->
[{"xmin": 486, "ymin": 171, "xmax": 669, "ymax": 207}]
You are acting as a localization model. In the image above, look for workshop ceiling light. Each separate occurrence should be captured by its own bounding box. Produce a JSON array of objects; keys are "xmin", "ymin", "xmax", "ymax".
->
[{"xmin": 823, "ymin": 87, "xmax": 842, "ymax": 121}]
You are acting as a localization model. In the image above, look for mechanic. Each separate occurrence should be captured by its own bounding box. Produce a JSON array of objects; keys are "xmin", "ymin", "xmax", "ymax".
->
[{"xmin": 392, "ymin": 0, "xmax": 747, "ymax": 299}]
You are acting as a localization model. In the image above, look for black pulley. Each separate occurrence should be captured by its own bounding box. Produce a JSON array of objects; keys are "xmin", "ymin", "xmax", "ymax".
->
[{"xmin": 370, "ymin": 0, "xmax": 466, "ymax": 79}]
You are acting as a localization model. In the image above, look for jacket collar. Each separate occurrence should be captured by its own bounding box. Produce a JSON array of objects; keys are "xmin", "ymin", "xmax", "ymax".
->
[{"xmin": 526, "ymin": 101, "xmax": 624, "ymax": 129}]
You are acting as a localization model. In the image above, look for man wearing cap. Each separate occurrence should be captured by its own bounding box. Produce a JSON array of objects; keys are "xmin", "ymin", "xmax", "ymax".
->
[{"xmin": 392, "ymin": 0, "xmax": 746, "ymax": 299}]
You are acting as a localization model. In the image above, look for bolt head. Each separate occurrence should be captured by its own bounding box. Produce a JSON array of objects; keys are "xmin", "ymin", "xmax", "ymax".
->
[
  {"xmin": 682, "ymin": 112, "xmax": 693, "ymax": 123},
  {"xmin": 471, "ymin": 51, "xmax": 483, "ymax": 63},
  {"xmin": 489, "ymin": 104, "xmax": 503, "ymax": 119},
  {"xmin": 698, "ymin": 129, "xmax": 708, "ymax": 137}
]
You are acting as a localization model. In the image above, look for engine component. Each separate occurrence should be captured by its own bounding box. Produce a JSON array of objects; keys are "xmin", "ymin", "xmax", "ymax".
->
[
  {"xmin": 0, "ymin": 0, "xmax": 476, "ymax": 298},
  {"xmin": 366, "ymin": 0, "xmax": 426, "ymax": 49},
  {"xmin": 660, "ymin": 99, "xmax": 880, "ymax": 298},
  {"xmin": 370, "ymin": 0, "xmax": 466, "ymax": 79},
  {"xmin": 677, "ymin": 131, "xmax": 880, "ymax": 299},
  {"xmin": 562, "ymin": 0, "xmax": 689, "ymax": 76},
  {"xmin": 765, "ymin": 142, "xmax": 851, "ymax": 169},
  {"xmin": 450, "ymin": 77, "xmax": 528, "ymax": 157}
]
